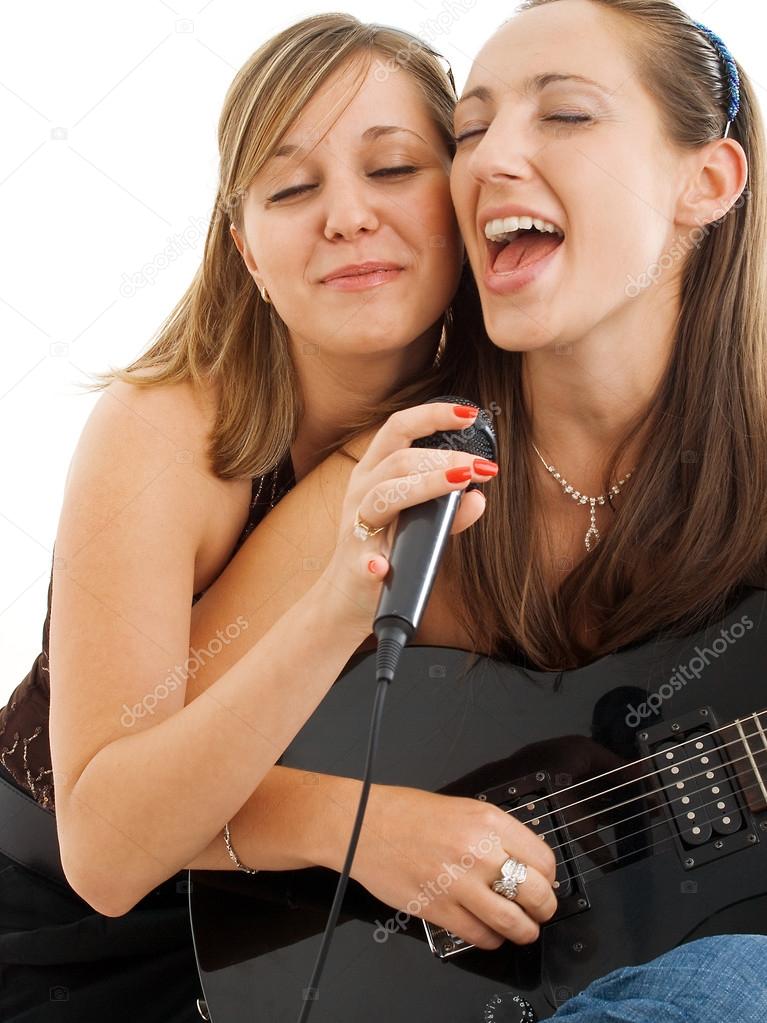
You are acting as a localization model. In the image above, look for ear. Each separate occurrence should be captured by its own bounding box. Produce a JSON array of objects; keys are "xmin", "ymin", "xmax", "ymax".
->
[
  {"xmin": 229, "ymin": 223, "xmax": 267, "ymax": 291},
  {"xmin": 675, "ymin": 138, "xmax": 749, "ymax": 230}
]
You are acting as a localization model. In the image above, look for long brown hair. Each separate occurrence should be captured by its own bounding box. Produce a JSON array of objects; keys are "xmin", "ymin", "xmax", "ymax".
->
[
  {"xmin": 78, "ymin": 14, "xmax": 483, "ymax": 478},
  {"xmin": 444, "ymin": 0, "xmax": 767, "ymax": 670}
]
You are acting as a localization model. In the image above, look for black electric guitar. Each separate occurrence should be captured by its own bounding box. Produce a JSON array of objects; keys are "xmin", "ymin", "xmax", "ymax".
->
[{"xmin": 188, "ymin": 586, "xmax": 767, "ymax": 1022}]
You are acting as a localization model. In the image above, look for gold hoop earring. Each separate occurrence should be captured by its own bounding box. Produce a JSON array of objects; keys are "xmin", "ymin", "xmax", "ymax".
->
[{"xmin": 259, "ymin": 283, "xmax": 270, "ymax": 304}]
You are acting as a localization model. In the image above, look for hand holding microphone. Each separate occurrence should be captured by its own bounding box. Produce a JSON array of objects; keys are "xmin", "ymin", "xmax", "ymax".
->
[{"xmin": 318, "ymin": 397, "xmax": 498, "ymax": 656}]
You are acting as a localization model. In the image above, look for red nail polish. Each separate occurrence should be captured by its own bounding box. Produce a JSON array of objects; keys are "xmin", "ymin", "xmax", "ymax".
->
[
  {"xmin": 446, "ymin": 466, "xmax": 472, "ymax": 483},
  {"xmin": 473, "ymin": 458, "xmax": 498, "ymax": 476},
  {"xmin": 453, "ymin": 405, "xmax": 478, "ymax": 419}
]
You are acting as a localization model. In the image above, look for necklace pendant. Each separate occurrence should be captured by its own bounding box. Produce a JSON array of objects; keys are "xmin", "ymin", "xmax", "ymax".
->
[
  {"xmin": 531, "ymin": 441, "xmax": 634, "ymax": 556},
  {"xmin": 584, "ymin": 525, "xmax": 601, "ymax": 551}
]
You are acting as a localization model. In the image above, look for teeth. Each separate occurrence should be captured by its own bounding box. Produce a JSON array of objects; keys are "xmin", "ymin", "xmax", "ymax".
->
[{"xmin": 484, "ymin": 215, "xmax": 564, "ymax": 242}]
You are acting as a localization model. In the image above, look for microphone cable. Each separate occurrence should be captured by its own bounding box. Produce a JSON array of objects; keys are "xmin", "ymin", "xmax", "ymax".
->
[
  {"xmin": 295, "ymin": 397, "xmax": 496, "ymax": 1022},
  {"xmin": 295, "ymin": 625, "xmax": 407, "ymax": 1023}
]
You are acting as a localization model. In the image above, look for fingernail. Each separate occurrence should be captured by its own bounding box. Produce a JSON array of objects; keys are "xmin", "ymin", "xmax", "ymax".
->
[
  {"xmin": 446, "ymin": 466, "xmax": 472, "ymax": 483},
  {"xmin": 473, "ymin": 458, "xmax": 498, "ymax": 476},
  {"xmin": 453, "ymin": 405, "xmax": 478, "ymax": 419}
]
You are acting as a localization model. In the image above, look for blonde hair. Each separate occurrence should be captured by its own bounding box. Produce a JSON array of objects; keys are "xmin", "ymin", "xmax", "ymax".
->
[
  {"xmin": 446, "ymin": 0, "xmax": 767, "ymax": 669},
  {"xmin": 79, "ymin": 14, "xmax": 481, "ymax": 478}
]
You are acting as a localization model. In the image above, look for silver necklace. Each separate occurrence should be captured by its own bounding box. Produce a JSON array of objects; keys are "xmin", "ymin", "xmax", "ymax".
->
[{"xmin": 531, "ymin": 442, "xmax": 635, "ymax": 552}]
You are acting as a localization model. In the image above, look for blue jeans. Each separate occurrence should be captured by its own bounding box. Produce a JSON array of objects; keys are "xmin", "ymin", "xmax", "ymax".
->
[{"xmin": 544, "ymin": 935, "xmax": 767, "ymax": 1021}]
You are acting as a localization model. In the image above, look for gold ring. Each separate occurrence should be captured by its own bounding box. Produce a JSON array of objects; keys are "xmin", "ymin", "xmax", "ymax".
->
[{"xmin": 353, "ymin": 508, "xmax": 385, "ymax": 541}]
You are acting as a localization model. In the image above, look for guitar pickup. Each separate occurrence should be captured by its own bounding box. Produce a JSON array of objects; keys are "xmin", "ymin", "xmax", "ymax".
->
[
  {"xmin": 423, "ymin": 771, "xmax": 588, "ymax": 959},
  {"xmin": 636, "ymin": 707, "xmax": 760, "ymax": 868}
]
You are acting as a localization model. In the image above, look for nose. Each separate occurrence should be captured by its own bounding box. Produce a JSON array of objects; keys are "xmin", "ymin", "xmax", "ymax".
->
[
  {"xmin": 322, "ymin": 175, "xmax": 380, "ymax": 241},
  {"xmin": 466, "ymin": 113, "xmax": 535, "ymax": 189}
]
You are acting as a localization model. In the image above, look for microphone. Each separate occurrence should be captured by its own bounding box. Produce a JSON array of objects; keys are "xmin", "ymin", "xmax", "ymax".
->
[{"xmin": 372, "ymin": 395, "xmax": 497, "ymax": 683}]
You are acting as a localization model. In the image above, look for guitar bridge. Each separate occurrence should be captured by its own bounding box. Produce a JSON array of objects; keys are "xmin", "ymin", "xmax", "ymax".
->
[{"xmin": 423, "ymin": 771, "xmax": 589, "ymax": 959}]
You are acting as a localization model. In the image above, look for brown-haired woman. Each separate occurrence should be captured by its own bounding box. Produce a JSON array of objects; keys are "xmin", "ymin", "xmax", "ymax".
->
[
  {"xmin": 175, "ymin": 1, "xmax": 767, "ymax": 1020},
  {"xmin": 0, "ymin": 14, "xmax": 503, "ymax": 1022}
]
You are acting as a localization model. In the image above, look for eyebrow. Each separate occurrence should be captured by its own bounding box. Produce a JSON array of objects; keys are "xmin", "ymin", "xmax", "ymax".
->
[
  {"xmin": 271, "ymin": 124, "xmax": 428, "ymax": 159},
  {"xmin": 455, "ymin": 73, "xmax": 612, "ymax": 111}
]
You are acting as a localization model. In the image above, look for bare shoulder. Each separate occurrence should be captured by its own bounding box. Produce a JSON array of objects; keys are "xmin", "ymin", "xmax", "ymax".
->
[
  {"xmin": 87, "ymin": 375, "xmax": 252, "ymax": 567},
  {"xmin": 94, "ymin": 375, "xmax": 218, "ymax": 460}
]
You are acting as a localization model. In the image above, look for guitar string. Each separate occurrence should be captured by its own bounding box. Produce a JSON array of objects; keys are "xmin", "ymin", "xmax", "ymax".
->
[
  {"xmin": 437, "ymin": 776, "xmax": 764, "ymax": 948},
  {"xmin": 446, "ymin": 724, "xmax": 767, "ymax": 900},
  {"xmin": 508, "ymin": 710, "xmax": 766, "ymax": 820},
  {"xmin": 533, "ymin": 728, "xmax": 766, "ymax": 840},
  {"xmin": 546, "ymin": 775, "xmax": 765, "ymax": 886},
  {"xmin": 491, "ymin": 709, "xmax": 767, "ymax": 827},
  {"xmin": 525, "ymin": 770, "xmax": 767, "ymax": 892},
  {"xmin": 444, "ymin": 778, "xmax": 763, "ymax": 948},
  {"xmin": 542, "ymin": 747, "xmax": 759, "ymax": 851},
  {"xmin": 535, "ymin": 755, "xmax": 764, "ymax": 868}
]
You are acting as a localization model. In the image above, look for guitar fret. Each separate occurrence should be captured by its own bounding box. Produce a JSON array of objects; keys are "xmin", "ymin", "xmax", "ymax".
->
[{"xmin": 735, "ymin": 717, "xmax": 767, "ymax": 806}]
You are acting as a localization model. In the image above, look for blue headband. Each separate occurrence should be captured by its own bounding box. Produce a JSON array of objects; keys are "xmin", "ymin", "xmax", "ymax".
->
[{"xmin": 691, "ymin": 20, "xmax": 741, "ymax": 138}]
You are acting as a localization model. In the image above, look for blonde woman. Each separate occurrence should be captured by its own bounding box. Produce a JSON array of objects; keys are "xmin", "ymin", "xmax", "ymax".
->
[
  {"xmin": 0, "ymin": 15, "xmax": 501, "ymax": 1022},
  {"xmin": 176, "ymin": 1, "xmax": 767, "ymax": 1020}
]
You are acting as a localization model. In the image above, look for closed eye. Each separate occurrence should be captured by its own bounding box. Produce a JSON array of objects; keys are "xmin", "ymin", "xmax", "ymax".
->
[
  {"xmin": 454, "ymin": 128, "xmax": 486, "ymax": 144},
  {"xmin": 370, "ymin": 165, "xmax": 419, "ymax": 178},
  {"xmin": 268, "ymin": 184, "xmax": 315, "ymax": 202},
  {"xmin": 267, "ymin": 166, "xmax": 419, "ymax": 203},
  {"xmin": 454, "ymin": 115, "xmax": 592, "ymax": 144},
  {"xmin": 545, "ymin": 114, "xmax": 593, "ymax": 124}
]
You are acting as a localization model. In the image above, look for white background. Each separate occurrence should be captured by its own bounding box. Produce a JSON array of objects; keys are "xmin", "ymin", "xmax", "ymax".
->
[{"xmin": 1, "ymin": 0, "xmax": 762, "ymax": 704}]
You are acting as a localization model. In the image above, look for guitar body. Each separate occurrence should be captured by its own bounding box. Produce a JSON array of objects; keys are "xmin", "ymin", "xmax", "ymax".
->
[{"xmin": 189, "ymin": 587, "xmax": 767, "ymax": 1022}]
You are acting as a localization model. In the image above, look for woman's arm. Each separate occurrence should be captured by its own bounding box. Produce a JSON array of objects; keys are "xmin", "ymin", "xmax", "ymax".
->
[
  {"xmin": 183, "ymin": 427, "xmax": 473, "ymax": 707},
  {"xmin": 176, "ymin": 429, "xmax": 558, "ymax": 953},
  {"xmin": 50, "ymin": 381, "xmax": 368, "ymax": 917},
  {"xmin": 179, "ymin": 430, "xmax": 475, "ymax": 877},
  {"xmin": 51, "ymin": 390, "xmax": 483, "ymax": 917}
]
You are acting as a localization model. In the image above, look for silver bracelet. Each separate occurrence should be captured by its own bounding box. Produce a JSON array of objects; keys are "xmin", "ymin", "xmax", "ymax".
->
[{"xmin": 223, "ymin": 821, "xmax": 258, "ymax": 874}]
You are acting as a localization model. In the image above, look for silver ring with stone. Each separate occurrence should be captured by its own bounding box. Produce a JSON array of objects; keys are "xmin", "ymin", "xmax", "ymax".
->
[{"xmin": 491, "ymin": 857, "xmax": 528, "ymax": 901}]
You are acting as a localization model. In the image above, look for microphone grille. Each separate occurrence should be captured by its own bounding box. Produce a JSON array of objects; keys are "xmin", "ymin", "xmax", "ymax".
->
[{"xmin": 412, "ymin": 396, "xmax": 497, "ymax": 461}]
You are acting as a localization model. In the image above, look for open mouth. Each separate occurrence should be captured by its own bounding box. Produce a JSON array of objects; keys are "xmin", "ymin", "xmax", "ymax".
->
[{"xmin": 486, "ymin": 224, "xmax": 565, "ymax": 276}]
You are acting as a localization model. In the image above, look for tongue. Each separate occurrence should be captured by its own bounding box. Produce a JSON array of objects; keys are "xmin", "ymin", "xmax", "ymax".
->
[{"xmin": 493, "ymin": 231, "xmax": 563, "ymax": 274}]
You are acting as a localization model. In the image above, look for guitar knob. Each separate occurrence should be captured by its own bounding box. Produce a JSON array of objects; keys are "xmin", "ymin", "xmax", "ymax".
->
[{"xmin": 483, "ymin": 992, "xmax": 537, "ymax": 1022}]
